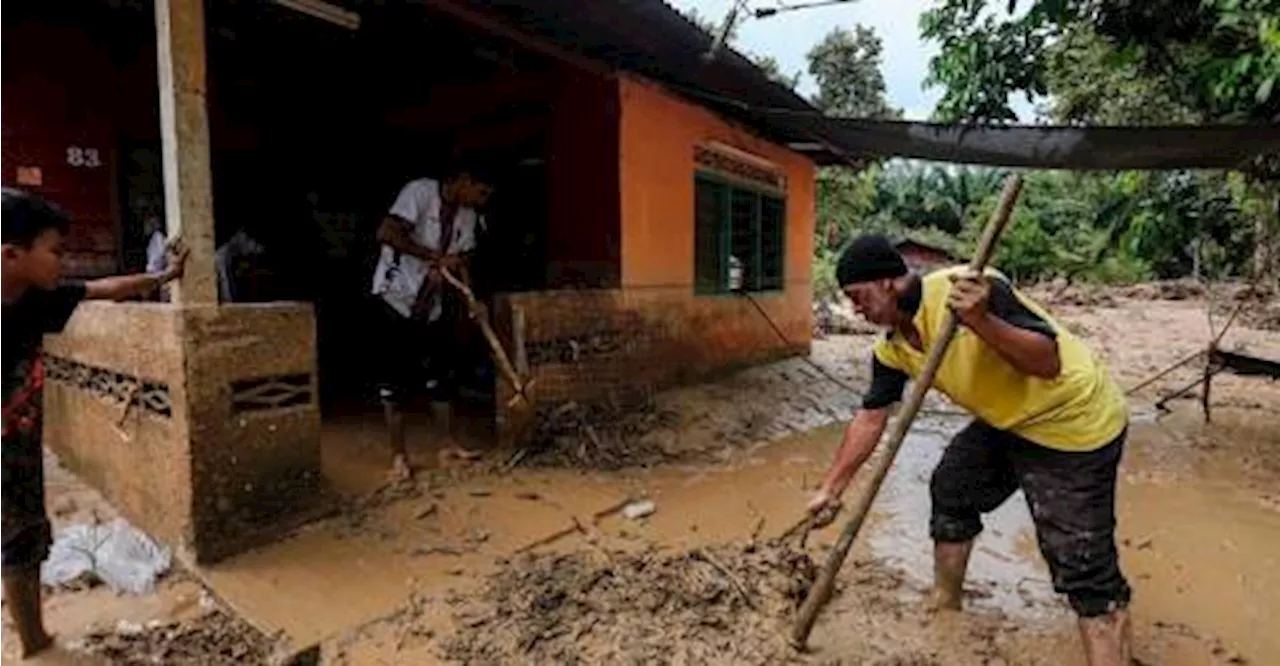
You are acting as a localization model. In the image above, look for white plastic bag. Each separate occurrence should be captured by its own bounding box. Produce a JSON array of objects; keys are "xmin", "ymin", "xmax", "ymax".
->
[{"xmin": 41, "ymin": 518, "xmax": 172, "ymax": 595}]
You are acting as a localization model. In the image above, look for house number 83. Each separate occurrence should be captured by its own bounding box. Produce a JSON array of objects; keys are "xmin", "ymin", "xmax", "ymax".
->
[{"xmin": 66, "ymin": 146, "xmax": 103, "ymax": 168}]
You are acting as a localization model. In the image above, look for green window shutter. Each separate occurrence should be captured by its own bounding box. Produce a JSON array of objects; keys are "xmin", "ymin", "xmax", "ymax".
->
[
  {"xmin": 730, "ymin": 188, "xmax": 760, "ymax": 292},
  {"xmin": 695, "ymin": 176, "xmax": 728, "ymax": 294},
  {"xmin": 760, "ymin": 195, "xmax": 785, "ymax": 291}
]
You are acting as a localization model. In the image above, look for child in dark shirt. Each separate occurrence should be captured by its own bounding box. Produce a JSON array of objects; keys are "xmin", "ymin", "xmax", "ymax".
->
[{"xmin": 2, "ymin": 188, "xmax": 188, "ymax": 658}]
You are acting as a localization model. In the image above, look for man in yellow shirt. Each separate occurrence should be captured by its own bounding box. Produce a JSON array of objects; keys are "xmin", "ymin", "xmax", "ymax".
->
[{"xmin": 809, "ymin": 234, "xmax": 1131, "ymax": 665}]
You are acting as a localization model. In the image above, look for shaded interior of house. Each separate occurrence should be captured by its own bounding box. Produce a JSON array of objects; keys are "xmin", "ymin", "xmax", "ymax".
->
[{"xmin": 3, "ymin": 0, "xmax": 815, "ymax": 563}]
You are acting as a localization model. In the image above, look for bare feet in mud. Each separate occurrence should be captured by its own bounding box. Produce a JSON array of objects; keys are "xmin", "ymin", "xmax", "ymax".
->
[
  {"xmin": 437, "ymin": 443, "xmax": 481, "ymax": 468},
  {"xmin": 20, "ymin": 631, "xmax": 56, "ymax": 660},
  {"xmin": 388, "ymin": 454, "xmax": 414, "ymax": 482}
]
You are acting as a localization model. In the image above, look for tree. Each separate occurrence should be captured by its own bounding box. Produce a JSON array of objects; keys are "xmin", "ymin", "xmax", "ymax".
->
[
  {"xmin": 920, "ymin": 0, "xmax": 1280, "ymax": 125},
  {"xmin": 807, "ymin": 26, "xmax": 902, "ymax": 118},
  {"xmin": 1040, "ymin": 27, "xmax": 1201, "ymax": 124}
]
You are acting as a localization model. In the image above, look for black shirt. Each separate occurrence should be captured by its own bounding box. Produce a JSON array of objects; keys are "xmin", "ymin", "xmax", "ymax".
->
[
  {"xmin": 3, "ymin": 284, "xmax": 85, "ymax": 536},
  {"xmin": 861, "ymin": 275, "xmax": 1055, "ymax": 410}
]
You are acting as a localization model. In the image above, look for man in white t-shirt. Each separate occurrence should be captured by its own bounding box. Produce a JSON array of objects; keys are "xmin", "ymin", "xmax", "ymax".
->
[{"xmin": 371, "ymin": 162, "xmax": 491, "ymax": 480}]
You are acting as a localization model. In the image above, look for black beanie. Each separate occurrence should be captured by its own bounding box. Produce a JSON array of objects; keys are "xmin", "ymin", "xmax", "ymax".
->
[{"xmin": 836, "ymin": 234, "xmax": 908, "ymax": 286}]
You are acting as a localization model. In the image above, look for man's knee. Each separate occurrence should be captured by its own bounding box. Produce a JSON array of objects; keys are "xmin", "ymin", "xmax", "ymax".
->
[
  {"xmin": 1040, "ymin": 527, "xmax": 1131, "ymax": 617},
  {"xmin": 930, "ymin": 467, "xmax": 982, "ymax": 542},
  {"xmin": 1069, "ymin": 587, "xmax": 1131, "ymax": 618}
]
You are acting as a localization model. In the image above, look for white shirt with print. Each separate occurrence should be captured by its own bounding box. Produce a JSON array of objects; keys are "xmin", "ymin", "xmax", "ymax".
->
[{"xmin": 371, "ymin": 178, "xmax": 484, "ymax": 320}]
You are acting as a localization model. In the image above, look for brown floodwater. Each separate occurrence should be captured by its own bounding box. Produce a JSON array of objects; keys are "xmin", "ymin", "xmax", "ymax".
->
[{"xmin": 197, "ymin": 402, "xmax": 1278, "ymax": 664}]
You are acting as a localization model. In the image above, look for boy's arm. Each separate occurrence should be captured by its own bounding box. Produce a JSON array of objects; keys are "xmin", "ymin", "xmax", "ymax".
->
[{"xmin": 84, "ymin": 239, "xmax": 188, "ymax": 301}]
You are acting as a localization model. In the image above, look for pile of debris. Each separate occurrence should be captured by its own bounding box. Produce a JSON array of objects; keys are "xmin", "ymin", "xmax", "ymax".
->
[
  {"xmin": 73, "ymin": 610, "xmax": 275, "ymax": 666},
  {"xmin": 441, "ymin": 542, "xmax": 819, "ymax": 665},
  {"xmin": 1118, "ymin": 279, "xmax": 1207, "ymax": 301},
  {"xmin": 1218, "ymin": 283, "xmax": 1280, "ymax": 331},
  {"xmin": 517, "ymin": 397, "xmax": 682, "ymax": 470},
  {"xmin": 814, "ymin": 297, "xmax": 881, "ymax": 337},
  {"xmin": 1026, "ymin": 278, "xmax": 1234, "ymax": 308},
  {"xmin": 1025, "ymin": 281, "xmax": 1119, "ymax": 308}
]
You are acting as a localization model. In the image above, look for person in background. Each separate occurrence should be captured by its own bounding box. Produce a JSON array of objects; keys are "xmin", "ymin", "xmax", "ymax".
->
[
  {"xmin": 2, "ymin": 189, "xmax": 188, "ymax": 659},
  {"xmin": 370, "ymin": 160, "xmax": 492, "ymax": 480},
  {"xmin": 215, "ymin": 227, "xmax": 267, "ymax": 303},
  {"xmin": 144, "ymin": 215, "xmax": 169, "ymax": 302},
  {"xmin": 809, "ymin": 234, "xmax": 1132, "ymax": 666}
]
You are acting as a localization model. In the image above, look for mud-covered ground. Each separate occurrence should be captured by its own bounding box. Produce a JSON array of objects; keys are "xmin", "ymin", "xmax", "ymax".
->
[
  {"xmin": 440, "ymin": 541, "xmax": 817, "ymax": 665},
  {"xmin": 4, "ymin": 283, "xmax": 1277, "ymax": 665}
]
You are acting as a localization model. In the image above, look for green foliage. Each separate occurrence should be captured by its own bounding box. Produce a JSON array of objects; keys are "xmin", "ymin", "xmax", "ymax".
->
[
  {"xmin": 814, "ymin": 163, "xmax": 1264, "ymax": 287},
  {"xmin": 684, "ymin": 2, "xmax": 1277, "ymax": 288},
  {"xmin": 807, "ymin": 26, "xmax": 902, "ymax": 118},
  {"xmin": 921, "ymin": 0, "xmax": 1280, "ymax": 125}
]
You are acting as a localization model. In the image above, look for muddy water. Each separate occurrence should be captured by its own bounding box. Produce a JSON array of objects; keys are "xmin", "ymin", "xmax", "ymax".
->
[{"xmin": 202, "ymin": 404, "xmax": 1279, "ymax": 664}]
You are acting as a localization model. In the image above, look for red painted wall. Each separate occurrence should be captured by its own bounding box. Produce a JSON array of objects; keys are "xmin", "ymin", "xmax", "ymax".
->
[
  {"xmin": 2, "ymin": 19, "xmax": 120, "ymax": 275},
  {"xmin": 3, "ymin": 8, "xmax": 160, "ymax": 276},
  {"xmin": 546, "ymin": 71, "xmax": 621, "ymax": 287}
]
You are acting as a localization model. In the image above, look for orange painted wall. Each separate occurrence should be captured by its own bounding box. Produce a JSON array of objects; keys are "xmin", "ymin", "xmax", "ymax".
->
[
  {"xmin": 618, "ymin": 75, "xmax": 815, "ymax": 291},
  {"xmin": 615, "ymin": 75, "xmax": 814, "ymax": 357}
]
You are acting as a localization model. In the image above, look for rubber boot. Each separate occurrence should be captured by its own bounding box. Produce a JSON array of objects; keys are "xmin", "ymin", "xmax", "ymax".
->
[
  {"xmin": 1078, "ymin": 608, "xmax": 1132, "ymax": 666},
  {"xmin": 932, "ymin": 540, "xmax": 973, "ymax": 611}
]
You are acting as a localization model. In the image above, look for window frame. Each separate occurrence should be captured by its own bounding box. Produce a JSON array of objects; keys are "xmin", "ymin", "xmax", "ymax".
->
[{"xmin": 693, "ymin": 170, "xmax": 786, "ymax": 296}]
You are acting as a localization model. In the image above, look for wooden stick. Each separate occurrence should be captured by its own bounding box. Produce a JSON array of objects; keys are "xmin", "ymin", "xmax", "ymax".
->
[
  {"xmin": 438, "ymin": 267, "xmax": 532, "ymax": 407},
  {"xmin": 790, "ymin": 174, "xmax": 1024, "ymax": 649},
  {"xmin": 112, "ymin": 383, "xmax": 144, "ymax": 442},
  {"xmin": 1124, "ymin": 348, "xmax": 1207, "ymax": 396},
  {"xmin": 695, "ymin": 548, "xmax": 757, "ymax": 610},
  {"xmin": 512, "ymin": 497, "xmax": 636, "ymax": 554}
]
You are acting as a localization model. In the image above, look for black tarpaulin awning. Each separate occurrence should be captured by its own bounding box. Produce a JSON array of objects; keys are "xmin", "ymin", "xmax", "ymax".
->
[{"xmin": 799, "ymin": 119, "xmax": 1280, "ymax": 170}]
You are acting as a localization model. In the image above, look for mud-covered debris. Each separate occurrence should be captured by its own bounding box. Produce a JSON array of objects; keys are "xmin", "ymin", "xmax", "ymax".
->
[
  {"xmin": 1026, "ymin": 281, "xmax": 1119, "ymax": 308},
  {"xmin": 518, "ymin": 397, "xmax": 682, "ymax": 470},
  {"xmin": 622, "ymin": 499, "xmax": 656, "ymax": 520},
  {"xmin": 73, "ymin": 610, "xmax": 274, "ymax": 665},
  {"xmin": 1119, "ymin": 279, "xmax": 1206, "ymax": 301},
  {"xmin": 440, "ymin": 542, "xmax": 819, "ymax": 665}
]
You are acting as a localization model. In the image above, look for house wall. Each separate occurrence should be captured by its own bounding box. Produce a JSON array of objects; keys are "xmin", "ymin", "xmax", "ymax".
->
[{"xmin": 495, "ymin": 76, "xmax": 815, "ymax": 438}]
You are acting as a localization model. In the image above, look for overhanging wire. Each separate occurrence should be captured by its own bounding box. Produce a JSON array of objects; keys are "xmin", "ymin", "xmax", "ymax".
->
[{"xmin": 735, "ymin": 289, "xmax": 966, "ymax": 418}]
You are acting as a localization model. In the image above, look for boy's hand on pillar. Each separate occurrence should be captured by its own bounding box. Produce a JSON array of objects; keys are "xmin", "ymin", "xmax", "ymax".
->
[{"xmin": 163, "ymin": 237, "xmax": 189, "ymax": 282}]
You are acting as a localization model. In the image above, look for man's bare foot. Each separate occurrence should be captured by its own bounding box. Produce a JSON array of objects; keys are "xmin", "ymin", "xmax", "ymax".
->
[
  {"xmin": 388, "ymin": 454, "xmax": 414, "ymax": 482},
  {"xmin": 20, "ymin": 630, "xmax": 55, "ymax": 659},
  {"xmin": 928, "ymin": 586, "xmax": 964, "ymax": 612},
  {"xmin": 438, "ymin": 444, "xmax": 481, "ymax": 468}
]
